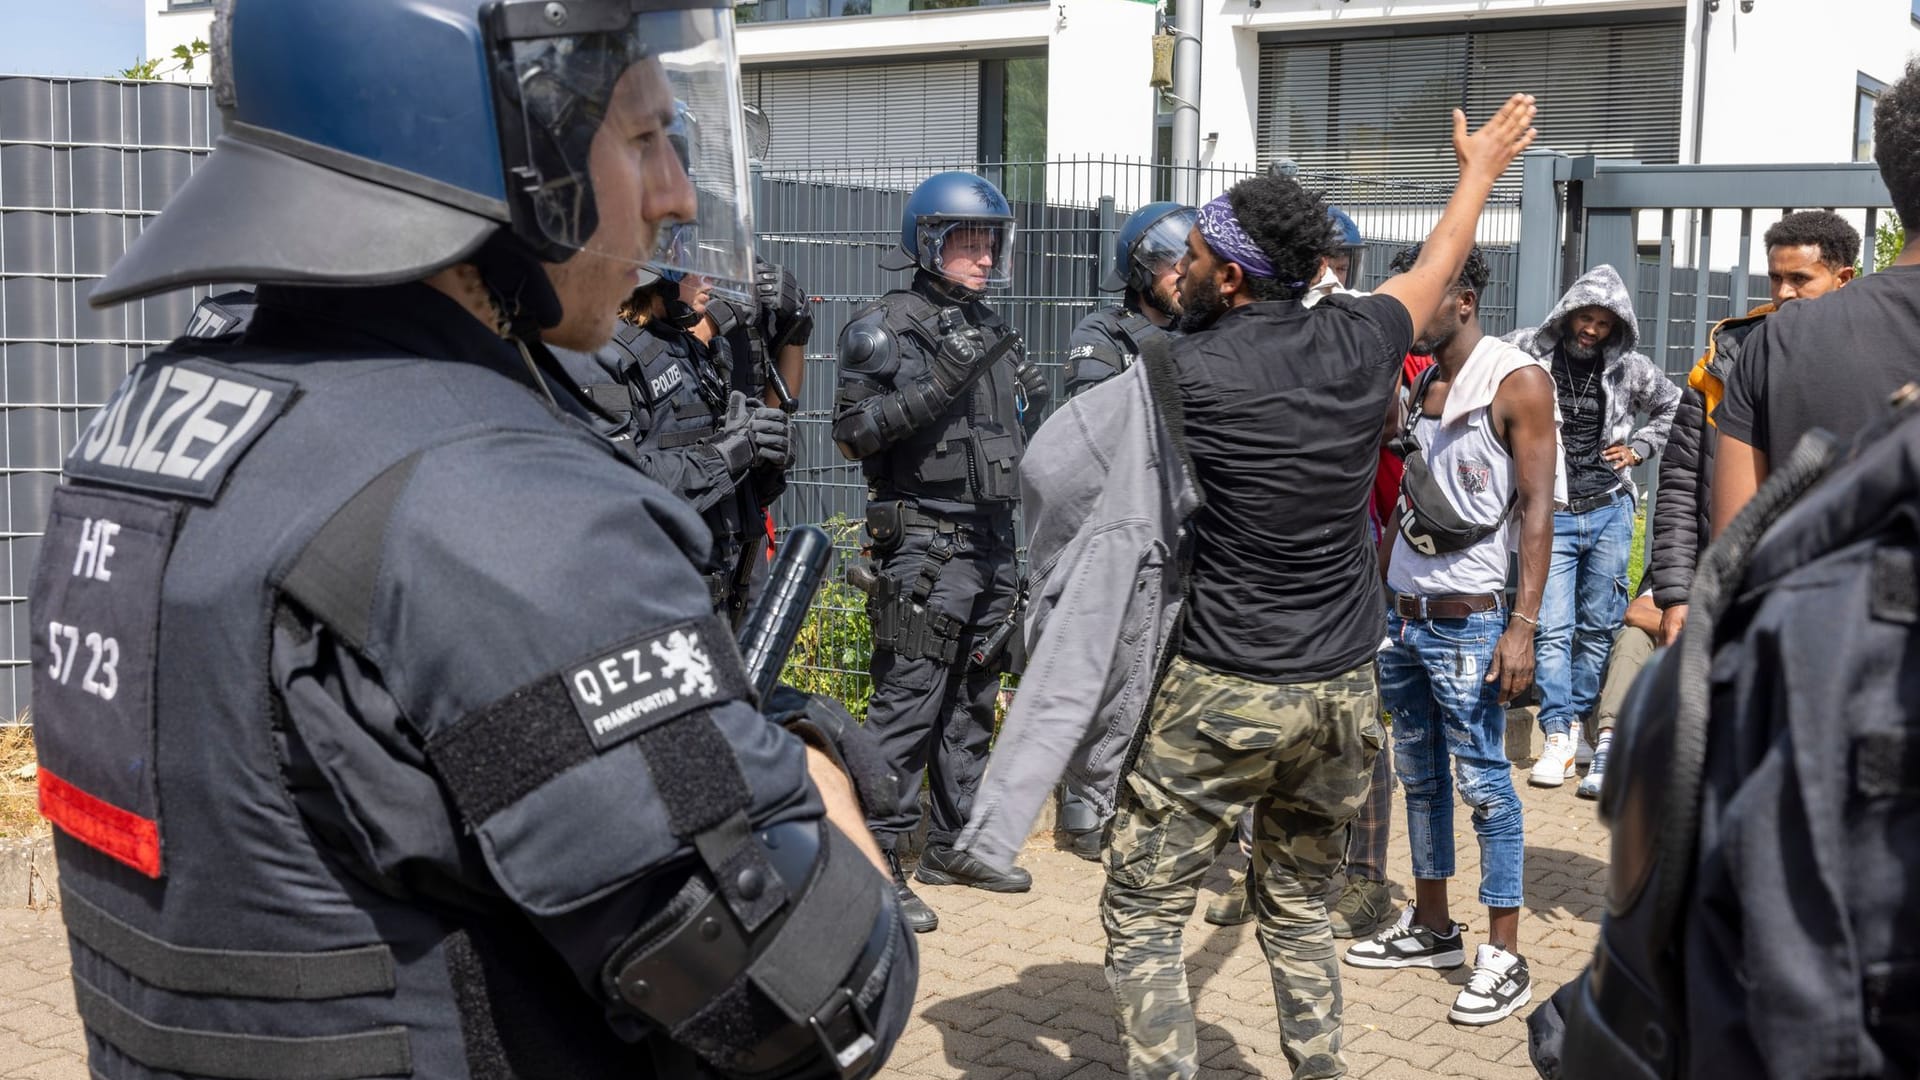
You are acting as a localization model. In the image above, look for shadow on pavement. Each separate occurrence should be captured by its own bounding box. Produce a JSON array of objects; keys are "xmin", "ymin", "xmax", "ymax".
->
[{"xmin": 920, "ymin": 917, "xmax": 1265, "ymax": 1077}]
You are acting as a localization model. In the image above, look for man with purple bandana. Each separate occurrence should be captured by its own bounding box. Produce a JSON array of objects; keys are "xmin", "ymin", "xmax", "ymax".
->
[{"xmin": 1099, "ymin": 95, "xmax": 1539, "ymax": 1078}]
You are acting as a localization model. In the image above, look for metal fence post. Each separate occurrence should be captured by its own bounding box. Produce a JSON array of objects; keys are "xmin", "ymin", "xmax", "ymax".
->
[
  {"xmin": 1516, "ymin": 149, "xmax": 1568, "ymax": 329},
  {"xmin": 1096, "ymin": 196, "xmax": 1117, "ymax": 296}
]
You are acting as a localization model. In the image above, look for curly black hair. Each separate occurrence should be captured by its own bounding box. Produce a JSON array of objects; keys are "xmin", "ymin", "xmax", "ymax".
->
[
  {"xmin": 1224, "ymin": 176, "xmax": 1338, "ymax": 302},
  {"xmin": 1385, "ymin": 242, "xmax": 1490, "ymax": 295},
  {"xmin": 1762, "ymin": 210, "xmax": 1861, "ymax": 270},
  {"xmin": 1876, "ymin": 60, "xmax": 1920, "ymax": 226}
]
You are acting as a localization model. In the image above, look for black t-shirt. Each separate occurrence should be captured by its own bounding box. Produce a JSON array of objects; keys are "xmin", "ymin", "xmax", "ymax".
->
[
  {"xmin": 1554, "ymin": 345, "xmax": 1617, "ymax": 501},
  {"xmin": 1176, "ymin": 295, "xmax": 1413, "ymax": 684},
  {"xmin": 1718, "ymin": 265, "xmax": 1920, "ymax": 458}
]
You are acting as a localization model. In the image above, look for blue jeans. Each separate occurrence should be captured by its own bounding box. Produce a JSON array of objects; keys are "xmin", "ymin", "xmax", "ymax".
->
[
  {"xmin": 1379, "ymin": 610, "xmax": 1525, "ymax": 909},
  {"xmin": 1535, "ymin": 491, "xmax": 1634, "ymax": 738}
]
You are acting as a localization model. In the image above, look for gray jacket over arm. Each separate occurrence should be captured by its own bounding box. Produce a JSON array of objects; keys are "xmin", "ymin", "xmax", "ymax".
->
[{"xmin": 954, "ymin": 340, "xmax": 1201, "ymax": 872}]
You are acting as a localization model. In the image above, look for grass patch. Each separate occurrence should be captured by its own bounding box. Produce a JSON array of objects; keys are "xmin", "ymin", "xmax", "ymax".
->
[
  {"xmin": 1629, "ymin": 509, "xmax": 1647, "ymax": 595},
  {"xmin": 0, "ymin": 723, "xmax": 45, "ymax": 840}
]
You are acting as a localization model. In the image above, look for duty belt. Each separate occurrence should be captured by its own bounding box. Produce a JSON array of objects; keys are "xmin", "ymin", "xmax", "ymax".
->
[
  {"xmin": 1392, "ymin": 592, "xmax": 1503, "ymax": 620},
  {"xmin": 897, "ymin": 504, "xmax": 1009, "ymax": 546}
]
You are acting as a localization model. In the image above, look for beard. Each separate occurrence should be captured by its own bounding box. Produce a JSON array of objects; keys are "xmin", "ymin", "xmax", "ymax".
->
[
  {"xmin": 1410, "ymin": 328, "xmax": 1454, "ymax": 357},
  {"xmin": 1140, "ymin": 276, "xmax": 1183, "ymax": 319},
  {"xmin": 1562, "ymin": 336, "xmax": 1603, "ymax": 362},
  {"xmin": 1174, "ymin": 272, "xmax": 1228, "ymax": 334}
]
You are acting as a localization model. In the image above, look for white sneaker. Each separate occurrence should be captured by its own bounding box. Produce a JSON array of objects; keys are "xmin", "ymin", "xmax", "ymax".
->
[
  {"xmin": 1530, "ymin": 729, "xmax": 1578, "ymax": 787},
  {"xmin": 1573, "ymin": 720, "xmax": 1593, "ymax": 769},
  {"xmin": 1450, "ymin": 944, "xmax": 1532, "ymax": 1025}
]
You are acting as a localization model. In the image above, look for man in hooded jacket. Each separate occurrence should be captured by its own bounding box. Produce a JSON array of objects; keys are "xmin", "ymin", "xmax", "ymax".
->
[{"xmin": 1502, "ymin": 267, "xmax": 1677, "ymax": 790}]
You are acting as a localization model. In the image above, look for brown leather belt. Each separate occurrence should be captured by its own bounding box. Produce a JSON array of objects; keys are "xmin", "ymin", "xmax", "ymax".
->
[{"xmin": 1392, "ymin": 592, "xmax": 1502, "ymax": 620}]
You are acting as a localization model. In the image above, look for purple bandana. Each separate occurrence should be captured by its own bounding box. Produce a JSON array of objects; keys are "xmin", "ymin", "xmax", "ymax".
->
[{"xmin": 1196, "ymin": 194, "xmax": 1276, "ymax": 279}]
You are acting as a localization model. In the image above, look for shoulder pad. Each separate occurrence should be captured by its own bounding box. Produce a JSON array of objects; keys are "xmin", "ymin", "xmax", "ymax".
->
[
  {"xmin": 838, "ymin": 307, "xmax": 898, "ymax": 377},
  {"xmin": 706, "ymin": 297, "xmax": 749, "ymax": 337}
]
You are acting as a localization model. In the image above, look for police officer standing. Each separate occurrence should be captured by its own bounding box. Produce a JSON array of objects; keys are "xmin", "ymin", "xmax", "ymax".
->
[
  {"xmin": 560, "ymin": 264, "xmax": 793, "ymax": 626},
  {"xmin": 1063, "ymin": 200, "xmax": 1196, "ymax": 400},
  {"xmin": 32, "ymin": 3, "xmax": 915, "ymax": 1077},
  {"xmin": 835, "ymin": 171, "xmax": 1048, "ymax": 932}
]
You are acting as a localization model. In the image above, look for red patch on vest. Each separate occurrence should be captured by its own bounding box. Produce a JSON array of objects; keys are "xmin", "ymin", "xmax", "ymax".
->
[{"xmin": 38, "ymin": 766, "xmax": 161, "ymax": 878}]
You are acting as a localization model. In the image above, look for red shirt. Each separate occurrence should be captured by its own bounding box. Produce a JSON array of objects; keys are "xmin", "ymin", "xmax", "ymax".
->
[{"xmin": 1370, "ymin": 354, "xmax": 1434, "ymax": 543}]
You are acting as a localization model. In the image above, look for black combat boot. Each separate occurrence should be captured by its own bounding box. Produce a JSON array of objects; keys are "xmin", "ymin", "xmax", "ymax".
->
[
  {"xmin": 885, "ymin": 848, "xmax": 939, "ymax": 933},
  {"xmin": 915, "ymin": 844, "xmax": 1032, "ymax": 893}
]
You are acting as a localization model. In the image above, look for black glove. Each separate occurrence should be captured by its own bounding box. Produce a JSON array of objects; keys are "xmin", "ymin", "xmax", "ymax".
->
[
  {"xmin": 755, "ymin": 259, "xmax": 810, "ymax": 339},
  {"xmin": 1014, "ymin": 355, "xmax": 1050, "ymax": 413},
  {"xmin": 748, "ymin": 402, "xmax": 793, "ymax": 472},
  {"xmin": 766, "ymin": 685, "xmax": 901, "ymax": 821},
  {"xmin": 710, "ymin": 391, "xmax": 789, "ymax": 476},
  {"xmin": 928, "ymin": 307, "xmax": 987, "ymax": 394}
]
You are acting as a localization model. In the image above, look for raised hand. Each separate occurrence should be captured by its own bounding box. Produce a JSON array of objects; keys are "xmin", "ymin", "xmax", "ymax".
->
[{"xmin": 1453, "ymin": 93, "xmax": 1538, "ymax": 186}]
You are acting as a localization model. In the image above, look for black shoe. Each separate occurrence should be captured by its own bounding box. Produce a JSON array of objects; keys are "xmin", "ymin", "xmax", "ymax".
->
[
  {"xmin": 884, "ymin": 849, "xmax": 939, "ymax": 933},
  {"xmin": 1067, "ymin": 829, "xmax": 1102, "ymax": 862},
  {"xmin": 914, "ymin": 844, "xmax": 1033, "ymax": 893}
]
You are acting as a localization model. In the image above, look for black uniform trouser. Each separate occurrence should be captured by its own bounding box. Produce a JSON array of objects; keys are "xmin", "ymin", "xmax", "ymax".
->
[{"xmin": 864, "ymin": 513, "xmax": 1018, "ymax": 850}]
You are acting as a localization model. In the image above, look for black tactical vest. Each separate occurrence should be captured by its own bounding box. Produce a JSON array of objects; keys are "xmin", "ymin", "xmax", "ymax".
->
[
  {"xmin": 31, "ymin": 343, "xmax": 703, "ymax": 1079},
  {"xmin": 860, "ymin": 287, "xmax": 1025, "ymax": 508},
  {"xmin": 605, "ymin": 322, "xmax": 761, "ymax": 619}
]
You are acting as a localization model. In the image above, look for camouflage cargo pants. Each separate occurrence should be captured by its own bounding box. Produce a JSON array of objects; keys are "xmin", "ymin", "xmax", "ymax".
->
[{"xmin": 1102, "ymin": 656, "xmax": 1383, "ymax": 1080}]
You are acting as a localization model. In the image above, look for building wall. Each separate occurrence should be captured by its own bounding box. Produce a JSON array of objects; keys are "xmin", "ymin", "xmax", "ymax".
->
[
  {"xmin": 737, "ymin": 0, "xmax": 1158, "ymax": 164},
  {"xmin": 145, "ymin": 2, "xmax": 213, "ymax": 82},
  {"xmin": 1687, "ymin": 0, "xmax": 1920, "ymax": 167},
  {"xmin": 1197, "ymin": 0, "xmax": 1684, "ymax": 167}
]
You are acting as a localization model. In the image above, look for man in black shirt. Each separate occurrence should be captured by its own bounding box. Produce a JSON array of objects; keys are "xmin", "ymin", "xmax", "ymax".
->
[
  {"xmin": 1715, "ymin": 61, "xmax": 1920, "ymax": 534},
  {"xmin": 1101, "ymin": 94, "xmax": 1538, "ymax": 1079},
  {"xmin": 1503, "ymin": 266, "xmax": 1677, "ymax": 791}
]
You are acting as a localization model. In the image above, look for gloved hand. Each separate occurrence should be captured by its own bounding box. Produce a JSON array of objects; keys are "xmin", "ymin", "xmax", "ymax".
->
[
  {"xmin": 1014, "ymin": 354, "xmax": 1050, "ymax": 413},
  {"xmin": 756, "ymin": 259, "xmax": 807, "ymax": 330},
  {"xmin": 766, "ymin": 684, "xmax": 901, "ymax": 821},
  {"xmin": 711, "ymin": 391, "xmax": 790, "ymax": 476},
  {"xmin": 928, "ymin": 307, "xmax": 987, "ymax": 394},
  {"xmin": 748, "ymin": 402, "xmax": 793, "ymax": 472}
]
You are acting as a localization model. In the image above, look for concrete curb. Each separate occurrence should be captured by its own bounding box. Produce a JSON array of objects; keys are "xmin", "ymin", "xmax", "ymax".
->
[{"xmin": 0, "ymin": 834, "xmax": 57, "ymax": 908}]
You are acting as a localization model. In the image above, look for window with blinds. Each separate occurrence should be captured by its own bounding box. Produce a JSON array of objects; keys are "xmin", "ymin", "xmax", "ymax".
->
[
  {"xmin": 743, "ymin": 60, "xmax": 982, "ymax": 169},
  {"xmin": 1256, "ymin": 20, "xmax": 1684, "ymax": 191}
]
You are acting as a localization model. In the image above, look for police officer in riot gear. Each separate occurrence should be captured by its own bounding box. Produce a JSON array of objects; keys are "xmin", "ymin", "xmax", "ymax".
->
[
  {"xmin": 557, "ymin": 263, "xmax": 793, "ymax": 626},
  {"xmin": 1063, "ymin": 200, "xmax": 1195, "ymax": 399},
  {"xmin": 32, "ymin": 2, "xmax": 915, "ymax": 1077},
  {"xmin": 834, "ymin": 171, "xmax": 1047, "ymax": 932},
  {"xmin": 1327, "ymin": 204, "xmax": 1367, "ymax": 289}
]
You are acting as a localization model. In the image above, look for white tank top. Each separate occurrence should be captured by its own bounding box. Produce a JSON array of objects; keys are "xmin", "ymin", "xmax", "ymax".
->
[{"xmin": 1387, "ymin": 377, "xmax": 1516, "ymax": 598}]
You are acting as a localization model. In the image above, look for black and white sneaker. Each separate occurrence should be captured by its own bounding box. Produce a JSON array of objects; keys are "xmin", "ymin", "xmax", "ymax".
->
[
  {"xmin": 1449, "ymin": 944, "xmax": 1532, "ymax": 1025},
  {"xmin": 1342, "ymin": 905, "xmax": 1466, "ymax": 970}
]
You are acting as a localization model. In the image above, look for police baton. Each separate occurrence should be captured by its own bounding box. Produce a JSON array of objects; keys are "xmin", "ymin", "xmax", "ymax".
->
[{"xmin": 736, "ymin": 524, "xmax": 834, "ymax": 708}]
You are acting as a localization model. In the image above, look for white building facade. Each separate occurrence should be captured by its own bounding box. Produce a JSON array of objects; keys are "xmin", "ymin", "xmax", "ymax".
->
[{"xmin": 150, "ymin": 0, "xmax": 1920, "ymax": 181}]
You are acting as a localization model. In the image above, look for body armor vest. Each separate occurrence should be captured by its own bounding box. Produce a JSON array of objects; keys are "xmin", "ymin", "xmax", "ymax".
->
[
  {"xmin": 33, "ymin": 344, "xmax": 669, "ymax": 1079},
  {"xmin": 863, "ymin": 288, "xmax": 1025, "ymax": 508},
  {"xmin": 606, "ymin": 322, "xmax": 758, "ymax": 620}
]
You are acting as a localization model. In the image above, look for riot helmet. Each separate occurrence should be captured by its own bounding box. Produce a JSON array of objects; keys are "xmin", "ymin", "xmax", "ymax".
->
[
  {"xmin": 1100, "ymin": 201, "xmax": 1197, "ymax": 294},
  {"xmin": 1326, "ymin": 205, "xmax": 1365, "ymax": 289},
  {"xmin": 879, "ymin": 171, "xmax": 1016, "ymax": 296},
  {"xmin": 93, "ymin": 0, "xmax": 754, "ymax": 316}
]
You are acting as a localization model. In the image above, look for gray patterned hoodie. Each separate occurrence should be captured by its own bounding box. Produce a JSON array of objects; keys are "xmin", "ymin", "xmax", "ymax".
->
[{"xmin": 1503, "ymin": 264, "xmax": 1680, "ymax": 498}]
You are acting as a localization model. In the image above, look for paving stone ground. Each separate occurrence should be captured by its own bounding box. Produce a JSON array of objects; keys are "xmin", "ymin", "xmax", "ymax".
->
[{"xmin": 0, "ymin": 772, "xmax": 1606, "ymax": 1079}]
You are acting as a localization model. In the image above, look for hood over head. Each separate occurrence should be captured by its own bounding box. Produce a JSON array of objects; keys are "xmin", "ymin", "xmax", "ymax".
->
[{"xmin": 1518, "ymin": 264, "xmax": 1641, "ymax": 363}]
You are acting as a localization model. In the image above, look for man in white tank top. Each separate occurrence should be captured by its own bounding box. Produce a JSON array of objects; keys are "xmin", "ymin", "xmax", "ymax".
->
[{"xmin": 1343, "ymin": 245, "xmax": 1560, "ymax": 1030}]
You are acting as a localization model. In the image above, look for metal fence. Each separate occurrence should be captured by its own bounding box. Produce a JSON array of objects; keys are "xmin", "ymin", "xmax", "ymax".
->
[{"xmin": 0, "ymin": 77, "xmax": 223, "ymax": 721}]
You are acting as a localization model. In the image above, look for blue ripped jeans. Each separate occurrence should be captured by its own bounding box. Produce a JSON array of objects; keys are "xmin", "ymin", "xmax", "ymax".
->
[
  {"xmin": 1535, "ymin": 491, "xmax": 1635, "ymax": 738},
  {"xmin": 1379, "ymin": 609, "xmax": 1524, "ymax": 909}
]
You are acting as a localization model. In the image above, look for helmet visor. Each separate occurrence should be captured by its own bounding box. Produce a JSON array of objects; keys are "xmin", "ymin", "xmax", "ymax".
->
[
  {"xmin": 1131, "ymin": 207, "xmax": 1197, "ymax": 282},
  {"xmin": 497, "ymin": 5, "xmax": 753, "ymax": 284},
  {"xmin": 919, "ymin": 218, "xmax": 1017, "ymax": 292}
]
